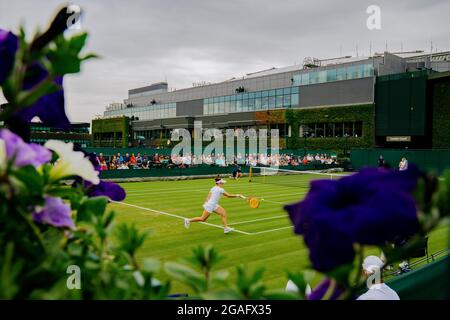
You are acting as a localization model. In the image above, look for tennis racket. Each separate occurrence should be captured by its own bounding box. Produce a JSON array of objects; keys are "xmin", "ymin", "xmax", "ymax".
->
[{"xmin": 238, "ymin": 195, "xmax": 261, "ymax": 209}]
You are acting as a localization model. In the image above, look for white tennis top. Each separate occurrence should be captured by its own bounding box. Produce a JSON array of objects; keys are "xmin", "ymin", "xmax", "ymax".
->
[
  {"xmin": 205, "ymin": 186, "xmax": 225, "ymax": 207},
  {"xmin": 357, "ymin": 283, "xmax": 400, "ymax": 300}
]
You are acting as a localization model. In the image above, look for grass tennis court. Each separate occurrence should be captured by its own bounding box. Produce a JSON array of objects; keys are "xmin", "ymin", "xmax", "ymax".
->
[{"xmin": 110, "ymin": 173, "xmax": 450, "ymax": 294}]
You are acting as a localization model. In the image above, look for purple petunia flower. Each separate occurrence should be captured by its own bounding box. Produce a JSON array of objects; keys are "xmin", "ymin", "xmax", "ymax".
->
[
  {"xmin": 0, "ymin": 128, "xmax": 51, "ymax": 167},
  {"xmin": 285, "ymin": 166, "xmax": 420, "ymax": 272},
  {"xmin": 0, "ymin": 29, "xmax": 70, "ymax": 129},
  {"xmin": 71, "ymin": 146, "xmax": 126, "ymax": 201},
  {"xmin": 0, "ymin": 29, "xmax": 18, "ymax": 84},
  {"xmin": 33, "ymin": 196, "xmax": 75, "ymax": 229},
  {"xmin": 15, "ymin": 63, "xmax": 70, "ymax": 129},
  {"xmin": 85, "ymin": 180, "xmax": 126, "ymax": 201},
  {"xmin": 307, "ymin": 278, "xmax": 345, "ymax": 300}
]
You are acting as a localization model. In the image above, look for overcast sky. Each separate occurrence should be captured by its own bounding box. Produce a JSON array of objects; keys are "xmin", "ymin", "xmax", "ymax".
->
[{"xmin": 1, "ymin": 0, "xmax": 449, "ymax": 123}]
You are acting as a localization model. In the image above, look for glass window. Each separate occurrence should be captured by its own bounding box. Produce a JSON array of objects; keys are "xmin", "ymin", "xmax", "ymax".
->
[
  {"xmin": 362, "ymin": 64, "xmax": 374, "ymax": 77},
  {"xmin": 318, "ymin": 71, "xmax": 327, "ymax": 83},
  {"xmin": 229, "ymin": 100, "xmax": 236, "ymax": 113},
  {"xmin": 336, "ymin": 68, "xmax": 347, "ymax": 81},
  {"xmin": 276, "ymin": 88, "xmax": 284, "ymax": 96},
  {"xmin": 248, "ymin": 98, "xmax": 255, "ymax": 111},
  {"xmin": 309, "ymin": 72, "xmax": 319, "ymax": 84},
  {"xmin": 347, "ymin": 65, "xmax": 359, "ymax": 79},
  {"xmin": 213, "ymin": 96, "xmax": 219, "ymax": 103},
  {"xmin": 255, "ymin": 97, "xmax": 261, "ymax": 110},
  {"xmin": 225, "ymin": 95, "xmax": 231, "ymax": 102},
  {"xmin": 261, "ymin": 96, "xmax": 269, "ymax": 109},
  {"xmin": 291, "ymin": 94, "xmax": 299, "ymax": 107},
  {"xmin": 224, "ymin": 101, "xmax": 230, "ymax": 113},
  {"xmin": 219, "ymin": 96, "xmax": 225, "ymax": 103},
  {"xmin": 269, "ymin": 89, "xmax": 276, "ymax": 96},
  {"xmin": 276, "ymin": 96, "xmax": 283, "ymax": 108},
  {"xmin": 262, "ymin": 90, "xmax": 269, "ymax": 97},
  {"xmin": 327, "ymin": 69, "xmax": 337, "ymax": 82},
  {"xmin": 283, "ymin": 94, "xmax": 291, "ymax": 107},
  {"xmin": 218, "ymin": 101, "xmax": 225, "ymax": 114},
  {"xmin": 242, "ymin": 93, "xmax": 249, "ymax": 100},
  {"xmin": 326, "ymin": 123, "xmax": 334, "ymax": 137},
  {"xmin": 301, "ymin": 73, "xmax": 309, "ymax": 85},
  {"xmin": 231, "ymin": 95, "xmax": 236, "ymax": 101},
  {"xmin": 291, "ymin": 86, "xmax": 299, "ymax": 94},
  {"xmin": 344, "ymin": 122, "xmax": 353, "ymax": 136},
  {"xmin": 242, "ymin": 99, "xmax": 249, "ymax": 111},
  {"xmin": 335, "ymin": 122, "xmax": 343, "ymax": 137},
  {"xmin": 283, "ymin": 87, "xmax": 291, "ymax": 95},
  {"xmin": 354, "ymin": 121, "xmax": 363, "ymax": 137},
  {"xmin": 249, "ymin": 92, "xmax": 255, "ymax": 99},
  {"xmin": 292, "ymin": 74, "xmax": 301, "ymax": 86},
  {"xmin": 236, "ymin": 99, "xmax": 242, "ymax": 112},
  {"xmin": 214, "ymin": 102, "xmax": 219, "ymax": 114},
  {"xmin": 268, "ymin": 96, "xmax": 276, "ymax": 109},
  {"xmin": 236, "ymin": 93, "xmax": 243, "ymax": 100},
  {"xmin": 316, "ymin": 123, "xmax": 325, "ymax": 138},
  {"xmin": 255, "ymin": 91, "xmax": 262, "ymax": 98}
]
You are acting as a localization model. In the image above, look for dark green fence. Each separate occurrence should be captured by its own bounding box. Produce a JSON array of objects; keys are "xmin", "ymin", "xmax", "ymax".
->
[
  {"xmin": 98, "ymin": 162, "xmax": 338, "ymax": 180},
  {"xmin": 86, "ymin": 147, "xmax": 337, "ymax": 158},
  {"xmin": 351, "ymin": 149, "xmax": 450, "ymax": 174},
  {"xmin": 387, "ymin": 255, "xmax": 449, "ymax": 300}
]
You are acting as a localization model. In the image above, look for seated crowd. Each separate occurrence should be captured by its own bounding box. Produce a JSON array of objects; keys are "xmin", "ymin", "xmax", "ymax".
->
[{"xmin": 94, "ymin": 152, "xmax": 338, "ymax": 170}]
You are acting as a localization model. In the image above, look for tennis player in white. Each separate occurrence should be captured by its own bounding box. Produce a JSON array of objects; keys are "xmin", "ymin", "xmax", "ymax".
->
[{"xmin": 184, "ymin": 177, "xmax": 242, "ymax": 234}]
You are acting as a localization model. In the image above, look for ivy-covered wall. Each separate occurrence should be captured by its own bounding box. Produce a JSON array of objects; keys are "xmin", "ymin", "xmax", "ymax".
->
[
  {"xmin": 285, "ymin": 104, "xmax": 375, "ymax": 151},
  {"xmin": 431, "ymin": 77, "xmax": 450, "ymax": 149}
]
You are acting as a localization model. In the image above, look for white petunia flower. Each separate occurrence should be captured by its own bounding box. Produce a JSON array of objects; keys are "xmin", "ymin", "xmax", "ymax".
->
[{"xmin": 44, "ymin": 140, "xmax": 100, "ymax": 185}]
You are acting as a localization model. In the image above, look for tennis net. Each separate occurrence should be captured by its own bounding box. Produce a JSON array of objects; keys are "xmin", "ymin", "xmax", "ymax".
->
[{"xmin": 248, "ymin": 166, "xmax": 349, "ymax": 189}]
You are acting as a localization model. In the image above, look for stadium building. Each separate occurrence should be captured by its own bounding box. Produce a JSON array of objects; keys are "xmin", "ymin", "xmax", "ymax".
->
[
  {"xmin": 30, "ymin": 122, "xmax": 91, "ymax": 147},
  {"xmin": 93, "ymin": 50, "xmax": 450, "ymax": 151}
]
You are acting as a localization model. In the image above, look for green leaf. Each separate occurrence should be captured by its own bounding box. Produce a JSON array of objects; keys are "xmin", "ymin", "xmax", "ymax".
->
[
  {"xmin": 68, "ymin": 32, "xmax": 88, "ymax": 52},
  {"xmin": 77, "ymin": 196, "xmax": 108, "ymax": 223},
  {"xmin": 164, "ymin": 262, "xmax": 206, "ymax": 293},
  {"xmin": 10, "ymin": 165, "xmax": 44, "ymax": 196}
]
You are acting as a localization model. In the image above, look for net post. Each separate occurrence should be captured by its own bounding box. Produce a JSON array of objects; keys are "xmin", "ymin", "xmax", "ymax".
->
[{"xmin": 249, "ymin": 165, "xmax": 252, "ymax": 182}]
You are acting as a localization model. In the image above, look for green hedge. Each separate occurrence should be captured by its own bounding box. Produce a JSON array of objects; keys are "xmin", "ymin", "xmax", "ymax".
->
[
  {"xmin": 432, "ymin": 79, "xmax": 450, "ymax": 149},
  {"xmin": 285, "ymin": 104, "xmax": 375, "ymax": 151}
]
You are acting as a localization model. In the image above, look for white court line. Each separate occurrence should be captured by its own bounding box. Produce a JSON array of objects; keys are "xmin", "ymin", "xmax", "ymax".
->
[
  {"xmin": 111, "ymin": 201, "xmax": 251, "ymax": 235},
  {"xmin": 249, "ymin": 226, "xmax": 293, "ymax": 235},
  {"xmin": 229, "ymin": 215, "xmax": 286, "ymax": 226}
]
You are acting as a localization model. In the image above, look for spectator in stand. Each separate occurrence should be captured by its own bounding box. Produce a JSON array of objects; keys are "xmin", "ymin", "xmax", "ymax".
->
[
  {"xmin": 99, "ymin": 154, "xmax": 108, "ymax": 171},
  {"xmin": 130, "ymin": 153, "xmax": 137, "ymax": 167},
  {"xmin": 123, "ymin": 153, "xmax": 130, "ymax": 166},
  {"xmin": 399, "ymin": 157, "xmax": 408, "ymax": 171},
  {"xmin": 110, "ymin": 156, "xmax": 117, "ymax": 170},
  {"xmin": 136, "ymin": 153, "xmax": 143, "ymax": 168},
  {"xmin": 117, "ymin": 153, "xmax": 123, "ymax": 165},
  {"xmin": 357, "ymin": 256, "xmax": 400, "ymax": 300},
  {"xmin": 378, "ymin": 155, "xmax": 386, "ymax": 168}
]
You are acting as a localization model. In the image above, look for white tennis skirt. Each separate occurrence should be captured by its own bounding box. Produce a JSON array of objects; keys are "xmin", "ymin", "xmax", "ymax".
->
[{"xmin": 203, "ymin": 203, "xmax": 219, "ymax": 213}]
